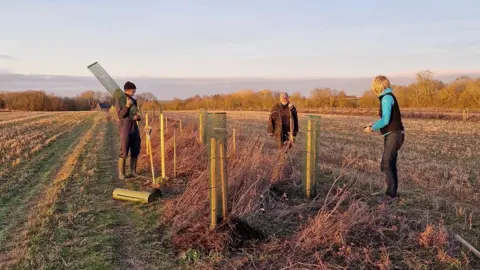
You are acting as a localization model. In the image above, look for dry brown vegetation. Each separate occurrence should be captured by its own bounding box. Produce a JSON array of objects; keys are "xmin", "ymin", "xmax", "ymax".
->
[
  {"xmin": 1, "ymin": 110, "xmax": 478, "ymax": 269},
  {"xmin": 1, "ymin": 111, "xmax": 178, "ymax": 269},
  {"xmin": 134, "ymin": 110, "xmax": 480, "ymax": 269},
  {"xmin": 0, "ymin": 111, "xmax": 94, "ymax": 176}
]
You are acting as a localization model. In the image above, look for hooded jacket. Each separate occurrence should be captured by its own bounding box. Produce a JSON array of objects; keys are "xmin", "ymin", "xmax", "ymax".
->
[{"xmin": 371, "ymin": 88, "xmax": 404, "ymax": 136}]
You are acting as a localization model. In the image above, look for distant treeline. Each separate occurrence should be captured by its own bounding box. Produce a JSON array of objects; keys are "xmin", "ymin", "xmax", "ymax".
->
[
  {"xmin": 154, "ymin": 71, "xmax": 480, "ymax": 111},
  {"xmin": 0, "ymin": 90, "xmax": 158, "ymax": 111},
  {"xmin": 2, "ymin": 71, "xmax": 479, "ymax": 112}
]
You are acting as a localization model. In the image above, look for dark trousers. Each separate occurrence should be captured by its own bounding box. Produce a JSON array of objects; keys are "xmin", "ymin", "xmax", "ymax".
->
[
  {"xmin": 381, "ymin": 131, "xmax": 404, "ymax": 198},
  {"xmin": 120, "ymin": 133, "xmax": 141, "ymax": 159}
]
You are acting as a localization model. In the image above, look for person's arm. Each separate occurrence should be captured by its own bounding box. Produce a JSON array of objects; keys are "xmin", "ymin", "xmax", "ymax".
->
[
  {"xmin": 371, "ymin": 95, "xmax": 394, "ymax": 131},
  {"xmin": 291, "ymin": 106, "xmax": 299, "ymax": 136},
  {"xmin": 267, "ymin": 106, "xmax": 277, "ymax": 135},
  {"xmin": 132, "ymin": 99, "xmax": 141, "ymax": 121},
  {"xmin": 117, "ymin": 97, "xmax": 132, "ymax": 119}
]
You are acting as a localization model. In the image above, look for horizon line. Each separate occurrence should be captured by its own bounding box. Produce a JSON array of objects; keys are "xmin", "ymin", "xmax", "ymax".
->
[{"xmin": 3, "ymin": 69, "xmax": 480, "ymax": 80}]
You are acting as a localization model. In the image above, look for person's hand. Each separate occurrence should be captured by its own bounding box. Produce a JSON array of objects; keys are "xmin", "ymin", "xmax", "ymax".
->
[
  {"xmin": 267, "ymin": 133, "xmax": 274, "ymax": 137},
  {"xmin": 133, "ymin": 114, "xmax": 141, "ymax": 121},
  {"xmin": 126, "ymin": 97, "xmax": 133, "ymax": 108},
  {"xmin": 363, "ymin": 125, "xmax": 372, "ymax": 133},
  {"xmin": 144, "ymin": 126, "xmax": 152, "ymax": 135}
]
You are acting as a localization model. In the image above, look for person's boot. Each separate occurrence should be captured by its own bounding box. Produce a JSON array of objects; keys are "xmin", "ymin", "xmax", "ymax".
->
[
  {"xmin": 129, "ymin": 157, "xmax": 140, "ymax": 178},
  {"xmin": 118, "ymin": 158, "xmax": 126, "ymax": 180}
]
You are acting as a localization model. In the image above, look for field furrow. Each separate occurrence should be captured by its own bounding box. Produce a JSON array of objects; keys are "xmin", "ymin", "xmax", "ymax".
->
[
  {"xmin": 0, "ymin": 112, "xmax": 92, "ymax": 174},
  {"xmin": 0, "ymin": 112, "xmax": 58, "ymax": 126},
  {"xmin": 1, "ymin": 113, "xmax": 177, "ymax": 269},
  {"xmin": 0, "ymin": 114, "xmax": 96, "ymax": 268}
]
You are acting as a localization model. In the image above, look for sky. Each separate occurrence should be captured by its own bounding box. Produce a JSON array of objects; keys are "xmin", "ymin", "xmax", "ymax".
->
[{"xmin": 1, "ymin": 0, "xmax": 479, "ymax": 98}]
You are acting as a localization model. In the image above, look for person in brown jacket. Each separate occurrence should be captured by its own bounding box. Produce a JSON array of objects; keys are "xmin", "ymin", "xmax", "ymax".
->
[{"xmin": 267, "ymin": 92, "xmax": 299, "ymax": 149}]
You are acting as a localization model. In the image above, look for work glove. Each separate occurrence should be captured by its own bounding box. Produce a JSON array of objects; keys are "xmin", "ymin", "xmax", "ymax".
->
[{"xmin": 126, "ymin": 97, "xmax": 133, "ymax": 108}]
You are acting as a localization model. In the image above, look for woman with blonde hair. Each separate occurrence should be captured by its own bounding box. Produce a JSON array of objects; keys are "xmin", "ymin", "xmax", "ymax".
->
[{"xmin": 364, "ymin": 75, "xmax": 405, "ymax": 202}]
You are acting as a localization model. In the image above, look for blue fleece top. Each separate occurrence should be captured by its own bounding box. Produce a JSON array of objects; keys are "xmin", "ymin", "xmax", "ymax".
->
[{"xmin": 371, "ymin": 88, "xmax": 394, "ymax": 134}]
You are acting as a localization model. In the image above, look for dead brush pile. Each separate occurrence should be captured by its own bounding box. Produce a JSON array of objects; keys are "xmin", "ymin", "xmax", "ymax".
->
[
  {"xmin": 164, "ymin": 133, "xmax": 305, "ymax": 253},
  {"xmin": 112, "ymin": 112, "xmax": 477, "ymax": 268},
  {"xmin": 237, "ymin": 194, "xmax": 472, "ymax": 269},
  {"xmin": 150, "ymin": 123, "xmax": 472, "ymax": 268},
  {"xmin": 137, "ymin": 123, "xmax": 207, "ymax": 182}
]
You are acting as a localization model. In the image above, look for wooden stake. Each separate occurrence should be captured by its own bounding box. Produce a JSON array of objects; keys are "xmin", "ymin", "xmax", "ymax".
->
[
  {"xmin": 306, "ymin": 120, "xmax": 312, "ymax": 200},
  {"xmin": 145, "ymin": 113, "xmax": 150, "ymax": 155},
  {"xmin": 160, "ymin": 112, "xmax": 166, "ymax": 180},
  {"xmin": 220, "ymin": 142, "xmax": 227, "ymax": 221},
  {"xmin": 165, "ymin": 116, "xmax": 168, "ymax": 132},
  {"xmin": 144, "ymin": 113, "xmax": 155, "ymax": 185},
  {"xmin": 199, "ymin": 112, "xmax": 203, "ymax": 143},
  {"xmin": 148, "ymin": 128, "xmax": 155, "ymax": 185},
  {"xmin": 173, "ymin": 130, "xmax": 177, "ymax": 177},
  {"xmin": 210, "ymin": 137, "xmax": 217, "ymax": 229},
  {"xmin": 312, "ymin": 120, "xmax": 317, "ymax": 198},
  {"xmin": 233, "ymin": 128, "xmax": 236, "ymax": 152},
  {"xmin": 179, "ymin": 119, "xmax": 183, "ymax": 133}
]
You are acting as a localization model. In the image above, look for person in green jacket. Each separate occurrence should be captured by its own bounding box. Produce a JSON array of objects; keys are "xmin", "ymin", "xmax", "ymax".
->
[{"xmin": 364, "ymin": 75, "xmax": 405, "ymax": 202}]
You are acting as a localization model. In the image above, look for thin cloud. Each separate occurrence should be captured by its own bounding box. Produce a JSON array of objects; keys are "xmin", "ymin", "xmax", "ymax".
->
[{"xmin": 0, "ymin": 54, "xmax": 18, "ymax": 61}]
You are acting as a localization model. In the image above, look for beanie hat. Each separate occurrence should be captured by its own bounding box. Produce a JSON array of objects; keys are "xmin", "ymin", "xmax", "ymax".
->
[{"xmin": 124, "ymin": 81, "xmax": 136, "ymax": 90}]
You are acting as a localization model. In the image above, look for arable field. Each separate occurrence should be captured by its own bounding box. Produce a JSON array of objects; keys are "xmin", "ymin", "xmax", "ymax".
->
[{"xmin": 0, "ymin": 110, "xmax": 479, "ymax": 269}]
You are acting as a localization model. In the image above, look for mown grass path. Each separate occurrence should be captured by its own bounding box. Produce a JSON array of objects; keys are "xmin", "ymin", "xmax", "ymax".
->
[
  {"xmin": 0, "ymin": 114, "xmax": 95, "ymax": 268},
  {"xmin": 1, "ymin": 112, "xmax": 179, "ymax": 269}
]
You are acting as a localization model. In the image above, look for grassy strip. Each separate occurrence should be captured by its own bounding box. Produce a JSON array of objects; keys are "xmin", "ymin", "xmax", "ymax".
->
[
  {"xmin": 0, "ymin": 116, "xmax": 93, "ymax": 241},
  {"xmin": 10, "ymin": 114, "xmax": 101, "ymax": 268},
  {"xmin": 18, "ymin": 116, "xmax": 178, "ymax": 269},
  {"xmin": 0, "ymin": 115, "xmax": 94, "ymax": 268}
]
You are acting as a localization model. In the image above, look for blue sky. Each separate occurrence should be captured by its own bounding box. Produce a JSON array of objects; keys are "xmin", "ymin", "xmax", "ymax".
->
[{"xmin": 0, "ymin": 0, "xmax": 479, "ymax": 98}]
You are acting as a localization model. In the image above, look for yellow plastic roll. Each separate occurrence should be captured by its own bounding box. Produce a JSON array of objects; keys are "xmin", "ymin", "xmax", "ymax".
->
[{"xmin": 112, "ymin": 188, "xmax": 154, "ymax": 204}]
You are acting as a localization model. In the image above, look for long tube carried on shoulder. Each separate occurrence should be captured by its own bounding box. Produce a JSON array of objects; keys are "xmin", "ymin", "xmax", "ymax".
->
[{"xmin": 87, "ymin": 61, "xmax": 138, "ymax": 118}]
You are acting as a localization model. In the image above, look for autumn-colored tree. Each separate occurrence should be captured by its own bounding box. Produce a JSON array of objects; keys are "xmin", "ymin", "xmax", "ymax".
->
[
  {"xmin": 392, "ymin": 85, "xmax": 413, "ymax": 108},
  {"xmin": 310, "ymin": 88, "xmax": 334, "ymax": 108},
  {"xmin": 435, "ymin": 85, "xmax": 459, "ymax": 108},
  {"xmin": 359, "ymin": 90, "xmax": 378, "ymax": 108},
  {"xmin": 413, "ymin": 70, "xmax": 444, "ymax": 107},
  {"xmin": 458, "ymin": 80, "xmax": 480, "ymax": 109},
  {"xmin": 77, "ymin": 91, "xmax": 98, "ymax": 110},
  {"xmin": 336, "ymin": 91, "xmax": 358, "ymax": 108},
  {"xmin": 290, "ymin": 91, "xmax": 306, "ymax": 108}
]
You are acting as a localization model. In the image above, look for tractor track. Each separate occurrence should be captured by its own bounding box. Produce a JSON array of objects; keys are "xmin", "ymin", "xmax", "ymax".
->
[
  {"xmin": 2, "ymin": 112, "xmax": 178, "ymax": 269},
  {"xmin": 0, "ymin": 113, "xmax": 98, "ymax": 269}
]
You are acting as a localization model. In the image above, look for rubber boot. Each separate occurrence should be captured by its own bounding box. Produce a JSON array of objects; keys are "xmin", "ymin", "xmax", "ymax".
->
[
  {"xmin": 129, "ymin": 157, "xmax": 140, "ymax": 178},
  {"xmin": 118, "ymin": 158, "xmax": 126, "ymax": 180}
]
